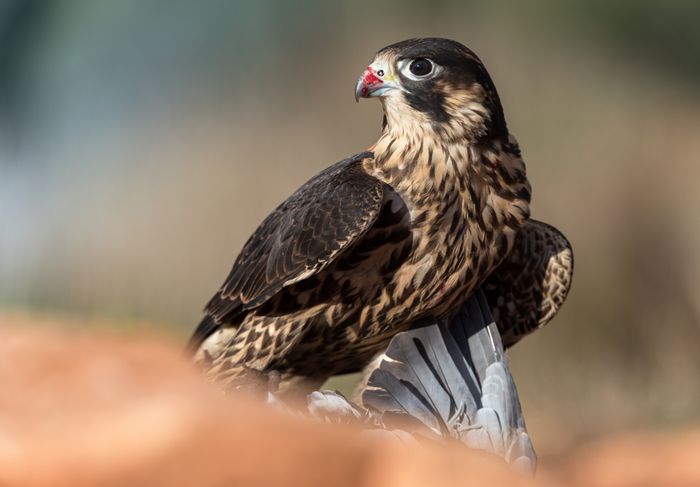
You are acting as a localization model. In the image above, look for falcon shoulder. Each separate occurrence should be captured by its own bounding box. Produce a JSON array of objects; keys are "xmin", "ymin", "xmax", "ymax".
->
[
  {"xmin": 187, "ymin": 151, "xmax": 384, "ymax": 352},
  {"xmin": 483, "ymin": 219, "xmax": 574, "ymax": 348}
]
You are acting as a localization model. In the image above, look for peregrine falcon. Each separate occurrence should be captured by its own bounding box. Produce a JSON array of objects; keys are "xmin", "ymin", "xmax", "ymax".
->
[{"xmin": 188, "ymin": 38, "xmax": 572, "ymax": 393}]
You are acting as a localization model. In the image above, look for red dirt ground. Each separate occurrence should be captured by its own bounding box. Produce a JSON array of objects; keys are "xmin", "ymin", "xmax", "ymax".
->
[{"xmin": 0, "ymin": 314, "xmax": 698, "ymax": 487}]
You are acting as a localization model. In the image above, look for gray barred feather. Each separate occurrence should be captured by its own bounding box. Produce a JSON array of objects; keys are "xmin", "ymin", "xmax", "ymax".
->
[{"xmin": 361, "ymin": 289, "xmax": 536, "ymax": 471}]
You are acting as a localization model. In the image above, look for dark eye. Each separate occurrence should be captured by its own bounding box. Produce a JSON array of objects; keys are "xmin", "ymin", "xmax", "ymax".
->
[{"xmin": 409, "ymin": 58, "xmax": 433, "ymax": 77}]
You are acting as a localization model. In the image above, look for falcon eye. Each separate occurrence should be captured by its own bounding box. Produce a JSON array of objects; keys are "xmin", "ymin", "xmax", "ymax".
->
[
  {"xmin": 399, "ymin": 58, "xmax": 438, "ymax": 81},
  {"xmin": 409, "ymin": 59, "xmax": 433, "ymax": 77},
  {"xmin": 376, "ymin": 69, "xmax": 385, "ymax": 77}
]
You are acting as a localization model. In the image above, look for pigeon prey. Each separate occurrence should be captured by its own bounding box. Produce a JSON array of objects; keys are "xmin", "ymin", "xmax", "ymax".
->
[{"xmin": 188, "ymin": 38, "xmax": 571, "ymax": 392}]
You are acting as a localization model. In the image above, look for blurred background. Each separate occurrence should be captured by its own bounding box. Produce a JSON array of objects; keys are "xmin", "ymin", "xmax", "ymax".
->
[{"xmin": 1, "ymin": 0, "xmax": 699, "ymax": 459}]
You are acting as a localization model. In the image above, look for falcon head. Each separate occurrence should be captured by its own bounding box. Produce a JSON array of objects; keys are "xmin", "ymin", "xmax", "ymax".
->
[{"xmin": 355, "ymin": 38, "xmax": 507, "ymax": 140}]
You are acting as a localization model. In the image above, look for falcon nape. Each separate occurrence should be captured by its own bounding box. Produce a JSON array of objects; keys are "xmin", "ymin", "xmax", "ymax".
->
[{"xmin": 187, "ymin": 38, "xmax": 572, "ymax": 394}]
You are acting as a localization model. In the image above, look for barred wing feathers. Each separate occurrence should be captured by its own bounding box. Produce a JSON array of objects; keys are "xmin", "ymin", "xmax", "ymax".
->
[
  {"xmin": 362, "ymin": 290, "xmax": 536, "ymax": 471},
  {"xmin": 188, "ymin": 152, "xmax": 383, "ymax": 352}
]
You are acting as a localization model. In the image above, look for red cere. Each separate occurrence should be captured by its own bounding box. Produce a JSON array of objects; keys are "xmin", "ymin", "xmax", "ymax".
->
[
  {"xmin": 363, "ymin": 67, "xmax": 382, "ymax": 85},
  {"xmin": 362, "ymin": 67, "xmax": 382, "ymax": 87}
]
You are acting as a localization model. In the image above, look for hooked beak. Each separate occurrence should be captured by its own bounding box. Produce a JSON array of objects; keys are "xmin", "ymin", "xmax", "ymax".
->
[{"xmin": 354, "ymin": 66, "xmax": 398, "ymax": 102}]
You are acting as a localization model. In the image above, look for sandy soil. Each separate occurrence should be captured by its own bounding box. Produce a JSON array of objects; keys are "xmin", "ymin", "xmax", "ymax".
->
[{"xmin": 0, "ymin": 312, "xmax": 698, "ymax": 487}]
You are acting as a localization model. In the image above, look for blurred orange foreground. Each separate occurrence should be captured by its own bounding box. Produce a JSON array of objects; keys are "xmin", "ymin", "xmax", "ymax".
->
[{"xmin": 0, "ymin": 313, "xmax": 698, "ymax": 487}]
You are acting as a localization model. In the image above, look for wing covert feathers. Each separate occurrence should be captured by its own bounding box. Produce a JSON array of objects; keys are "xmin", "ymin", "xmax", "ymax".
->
[
  {"xmin": 484, "ymin": 219, "xmax": 573, "ymax": 348},
  {"xmin": 190, "ymin": 152, "xmax": 382, "ymax": 350}
]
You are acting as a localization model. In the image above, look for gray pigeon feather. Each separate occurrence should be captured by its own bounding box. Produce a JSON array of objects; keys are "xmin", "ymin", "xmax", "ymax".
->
[{"xmin": 361, "ymin": 289, "xmax": 537, "ymax": 471}]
